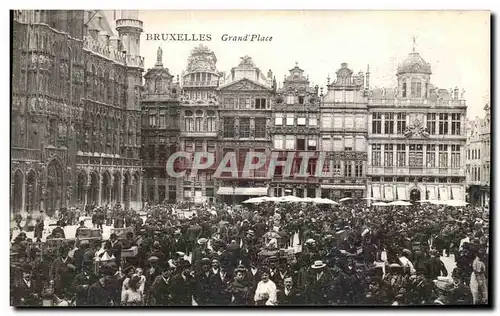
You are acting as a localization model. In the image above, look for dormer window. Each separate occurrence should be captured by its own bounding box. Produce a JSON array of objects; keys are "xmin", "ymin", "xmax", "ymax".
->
[
  {"xmin": 286, "ymin": 95, "xmax": 294, "ymax": 105},
  {"xmin": 402, "ymin": 82, "xmax": 407, "ymax": 97}
]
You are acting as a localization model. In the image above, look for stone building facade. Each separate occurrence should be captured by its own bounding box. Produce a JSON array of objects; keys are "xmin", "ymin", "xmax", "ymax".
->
[
  {"xmin": 141, "ymin": 47, "xmax": 181, "ymax": 204},
  {"xmin": 215, "ymin": 56, "xmax": 276, "ymax": 204},
  {"xmin": 320, "ymin": 63, "xmax": 368, "ymax": 200},
  {"xmin": 179, "ymin": 45, "xmax": 222, "ymax": 203},
  {"xmin": 465, "ymin": 103, "xmax": 490, "ymax": 206},
  {"xmin": 270, "ymin": 63, "xmax": 321, "ymax": 198},
  {"xmin": 11, "ymin": 10, "xmax": 144, "ymax": 216},
  {"xmin": 366, "ymin": 47, "xmax": 467, "ymax": 203}
]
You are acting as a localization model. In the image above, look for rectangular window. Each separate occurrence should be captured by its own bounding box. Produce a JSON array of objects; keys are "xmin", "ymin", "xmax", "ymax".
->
[
  {"xmin": 426, "ymin": 113, "xmax": 436, "ymax": 135},
  {"xmin": 396, "ymin": 113, "xmax": 407, "ymax": 134},
  {"xmin": 372, "ymin": 113, "xmax": 382, "ymax": 134},
  {"xmin": 275, "ymin": 113, "xmax": 283, "ymax": 125},
  {"xmin": 439, "ymin": 144, "xmax": 448, "ymax": 168},
  {"xmin": 345, "ymin": 90, "xmax": 354, "ymax": 103},
  {"xmin": 372, "ymin": 144, "xmax": 381, "ymax": 166},
  {"xmin": 297, "ymin": 138, "xmax": 306, "ymax": 150},
  {"xmin": 273, "ymin": 135, "xmax": 284, "ymax": 149},
  {"xmin": 439, "ymin": 113, "xmax": 449, "ymax": 135},
  {"xmin": 224, "ymin": 97, "xmax": 234, "ymax": 110},
  {"xmin": 195, "ymin": 141, "xmax": 203, "ymax": 152},
  {"xmin": 298, "ymin": 96, "xmax": 304, "ymax": 104},
  {"xmin": 297, "ymin": 117, "xmax": 306, "ymax": 126},
  {"xmin": 255, "ymin": 98, "xmax": 266, "ymax": 109},
  {"xmin": 285, "ymin": 135, "xmax": 295, "ymax": 150},
  {"xmin": 207, "ymin": 115, "xmax": 216, "ymax": 132},
  {"xmin": 333, "ymin": 115, "xmax": 343, "ymax": 129},
  {"xmin": 451, "ymin": 113, "xmax": 461, "ymax": 135},
  {"xmin": 396, "ymin": 144, "xmax": 406, "ymax": 167},
  {"xmin": 426, "ymin": 144, "xmax": 436, "ymax": 167},
  {"xmin": 344, "ymin": 162, "xmax": 352, "ymax": 177},
  {"xmin": 355, "ymin": 137, "xmax": 366, "ymax": 151},
  {"xmin": 333, "ymin": 138, "xmax": 343, "ymax": 151},
  {"xmin": 308, "ymin": 139, "xmax": 317, "ymax": 151},
  {"xmin": 384, "ymin": 144, "xmax": 394, "ymax": 167},
  {"xmin": 411, "ymin": 81, "xmax": 422, "ymax": 98},
  {"xmin": 239, "ymin": 118, "xmax": 250, "ymax": 138},
  {"xmin": 207, "ymin": 141, "xmax": 216, "ymax": 153},
  {"xmin": 451, "ymin": 145, "xmax": 461, "ymax": 168},
  {"xmin": 333, "ymin": 161, "xmax": 341, "ymax": 175},
  {"xmin": 409, "ymin": 144, "xmax": 423, "ymax": 167},
  {"xmin": 402, "ymin": 82, "xmax": 407, "ymax": 97},
  {"xmin": 384, "ymin": 113, "xmax": 394, "ymax": 134},
  {"xmin": 344, "ymin": 137, "xmax": 353, "ymax": 151},
  {"xmin": 322, "ymin": 137, "xmax": 332, "ymax": 151},
  {"xmin": 286, "ymin": 95, "xmax": 294, "ymax": 104},
  {"xmin": 322, "ymin": 114, "xmax": 332, "ymax": 128},
  {"xmin": 344, "ymin": 115, "xmax": 354, "ymax": 129},
  {"xmin": 223, "ymin": 117, "xmax": 235, "ymax": 138},
  {"xmin": 309, "ymin": 114, "xmax": 318, "ymax": 127},
  {"xmin": 149, "ymin": 114, "xmax": 157, "ymax": 127},
  {"xmin": 355, "ymin": 161, "xmax": 363, "ymax": 177},
  {"xmin": 334, "ymin": 90, "xmax": 343, "ymax": 102},
  {"xmin": 355, "ymin": 116, "xmax": 365, "ymax": 129},
  {"xmin": 286, "ymin": 113, "xmax": 294, "ymax": 126},
  {"xmin": 195, "ymin": 116, "xmax": 203, "ymax": 132},
  {"xmin": 254, "ymin": 118, "xmax": 267, "ymax": 138},
  {"xmin": 185, "ymin": 141, "xmax": 194, "ymax": 152}
]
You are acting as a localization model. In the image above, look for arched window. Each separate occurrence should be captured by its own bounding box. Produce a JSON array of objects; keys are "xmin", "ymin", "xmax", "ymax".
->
[
  {"xmin": 207, "ymin": 110, "xmax": 216, "ymax": 132},
  {"xmin": 402, "ymin": 82, "xmax": 407, "ymax": 98},
  {"xmin": 184, "ymin": 110, "xmax": 194, "ymax": 132},
  {"xmin": 195, "ymin": 110, "xmax": 203, "ymax": 132}
]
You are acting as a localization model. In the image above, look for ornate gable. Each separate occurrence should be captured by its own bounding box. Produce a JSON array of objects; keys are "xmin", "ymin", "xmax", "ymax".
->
[{"xmin": 219, "ymin": 78, "xmax": 272, "ymax": 92}]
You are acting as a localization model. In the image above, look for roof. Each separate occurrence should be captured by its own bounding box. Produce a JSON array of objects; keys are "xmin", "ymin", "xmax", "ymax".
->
[{"xmin": 397, "ymin": 52, "xmax": 432, "ymax": 75}]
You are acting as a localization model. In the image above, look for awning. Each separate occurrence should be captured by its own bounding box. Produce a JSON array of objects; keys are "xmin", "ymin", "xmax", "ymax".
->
[
  {"xmin": 397, "ymin": 186, "xmax": 407, "ymax": 200},
  {"xmin": 217, "ymin": 187, "xmax": 234, "ymax": 195},
  {"xmin": 427, "ymin": 186, "xmax": 436, "ymax": 200},
  {"xmin": 372, "ymin": 185, "xmax": 381, "ymax": 199},
  {"xmin": 216, "ymin": 187, "xmax": 268, "ymax": 196},
  {"xmin": 439, "ymin": 187, "xmax": 450, "ymax": 201},
  {"xmin": 234, "ymin": 187, "xmax": 269, "ymax": 196},
  {"xmin": 452, "ymin": 186, "xmax": 464, "ymax": 200},
  {"xmin": 384, "ymin": 186, "xmax": 395, "ymax": 201},
  {"xmin": 320, "ymin": 185, "xmax": 366, "ymax": 190}
]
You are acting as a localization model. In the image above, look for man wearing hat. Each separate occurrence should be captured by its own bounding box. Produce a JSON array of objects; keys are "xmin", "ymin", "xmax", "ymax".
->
[
  {"xmin": 192, "ymin": 238, "xmax": 211, "ymax": 272},
  {"xmin": 87, "ymin": 264, "xmax": 116, "ymax": 306},
  {"xmin": 170, "ymin": 228, "xmax": 187, "ymax": 257},
  {"xmin": 105, "ymin": 233, "xmax": 122, "ymax": 267},
  {"xmin": 306, "ymin": 260, "xmax": 331, "ymax": 305},
  {"xmin": 11, "ymin": 263, "xmax": 39, "ymax": 306},
  {"xmin": 145, "ymin": 256, "xmax": 162, "ymax": 293},
  {"xmin": 71, "ymin": 258, "xmax": 97, "ymax": 306},
  {"xmin": 49, "ymin": 245, "xmax": 77, "ymax": 297},
  {"xmin": 194, "ymin": 258, "xmax": 214, "ymax": 305},
  {"xmin": 424, "ymin": 249, "xmax": 448, "ymax": 280},
  {"xmin": 169, "ymin": 260, "xmax": 196, "ymax": 306},
  {"xmin": 150, "ymin": 266, "xmax": 175, "ymax": 306}
]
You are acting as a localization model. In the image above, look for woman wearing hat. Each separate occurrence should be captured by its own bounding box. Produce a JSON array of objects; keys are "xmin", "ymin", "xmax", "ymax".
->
[{"xmin": 228, "ymin": 266, "xmax": 251, "ymax": 306}]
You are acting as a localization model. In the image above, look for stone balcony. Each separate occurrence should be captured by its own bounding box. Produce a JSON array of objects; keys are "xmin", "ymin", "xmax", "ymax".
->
[{"xmin": 367, "ymin": 166, "xmax": 465, "ymax": 177}]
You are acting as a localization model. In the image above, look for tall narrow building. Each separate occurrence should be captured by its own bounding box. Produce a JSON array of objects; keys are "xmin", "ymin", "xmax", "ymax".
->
[{"xmin": 179, "ymin": 45, "xmax": 222, "ymax": 203}]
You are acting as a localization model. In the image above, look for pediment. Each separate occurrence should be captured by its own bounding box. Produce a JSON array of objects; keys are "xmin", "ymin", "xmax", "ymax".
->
[{"xmin": 219, "ymin": 78, "xmax": 272, "ymax": 92}]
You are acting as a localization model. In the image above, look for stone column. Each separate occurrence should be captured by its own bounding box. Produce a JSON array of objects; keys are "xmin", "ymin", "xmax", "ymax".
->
[
  {"xmin": 154, "ymin": 177, "xmax": 159, "ymax": 203},
  {"xmin": 97, "ymin": 177, "xmax": 102, "ymax": 206},
  {"xmin": 83, "ymin": 184, "xmax": 90, "ymax": 209},
  {"xmin": 107, "ymin": 185, "xmax": 112, "ymax": 205}
]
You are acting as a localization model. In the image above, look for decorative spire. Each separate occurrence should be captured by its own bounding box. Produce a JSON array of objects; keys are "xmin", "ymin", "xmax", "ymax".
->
[
  {"xmin": 155, "ymin": 46, "xmax": 163, "ymax": 67},
  {"xmin": 412, "ymin": 35, "xmax": 417, "ymax": 53}
]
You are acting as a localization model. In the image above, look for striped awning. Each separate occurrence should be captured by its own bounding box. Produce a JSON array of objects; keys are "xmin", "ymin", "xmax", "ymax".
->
[
  {"xmin": 427, "ymin": 186, "xmax": 437, "ymax": 200},
  {"xmin": 397, "ymin": 186, "xmax": 407, "ymax": 200},
  {"xmin": 216, "ymin": 187, "xmax": 268, "ymax": 196},
  {"xmin": 372, "ymin": 185, "xmax": 381, "ymax": 199},
  {"xmin": 384, "ymin": 186, "xmax": 395, "ymax": 201},
  {"xmin": 439, "ymin": 187, "xmax": 450, "ymax": 201}
]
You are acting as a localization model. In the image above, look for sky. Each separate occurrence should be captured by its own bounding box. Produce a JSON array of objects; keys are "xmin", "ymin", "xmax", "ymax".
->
[{"xmin": 113, "ymin": 10, "xmax": 489, "ymax": 119}]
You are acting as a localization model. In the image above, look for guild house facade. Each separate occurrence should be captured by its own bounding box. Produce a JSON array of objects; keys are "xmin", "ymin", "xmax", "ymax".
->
[
  {"xmin": 11, "ymin": 10, "xmax": 144, "ymax": 216},
  {"xmin": 366, "ymin": 45, "xmax": 467, "ymax": 204},
  {"xmin": 215, "ymin": 56, "xmax": 276, "ymax": 205},
  {"xmin": 320, "ymin": 63, "xmax": 369, "ymax": 200},
  {"xmin": 179, "ymin": 45, "xmax": 223, "ymax": 204},
  {"xmin": 270, "ymin": 63, "xmax": 321, "ymax": 198},
  {"xmin": 465, "ymin": 103, "xmax": 490, "ymax": 206},
  {"xmin": 140, "ymin": 47, "xmax": 181, "ymax": 204}
]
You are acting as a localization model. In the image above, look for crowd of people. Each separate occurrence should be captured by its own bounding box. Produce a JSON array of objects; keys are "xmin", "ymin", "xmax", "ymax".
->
[{"xmin": 10, "ymin": 199, "xmax": 489, "ymax": 306}]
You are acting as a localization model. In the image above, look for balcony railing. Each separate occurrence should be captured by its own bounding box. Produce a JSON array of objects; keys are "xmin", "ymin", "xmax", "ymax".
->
[
  {"xmin": 368, "ymin": 98, "xmax": 466, "ymax": 107},
  {"xmin": 12, "ymin": 147, "xmax": 41, "ymax": 161},
  {"xmin": 368, "ymin": 166, "xmax": 464, "ymax": 177},
  {"xmin": 182, "ymin": 80, "xmax": 220, "ymax": 87},
  {"xmin": 116, "ymin": 18, "xmax": 144, "ymax": 30},
  {"xmin": 76, "ymin": 155, "xmax": 142, "ymax": 167}
]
